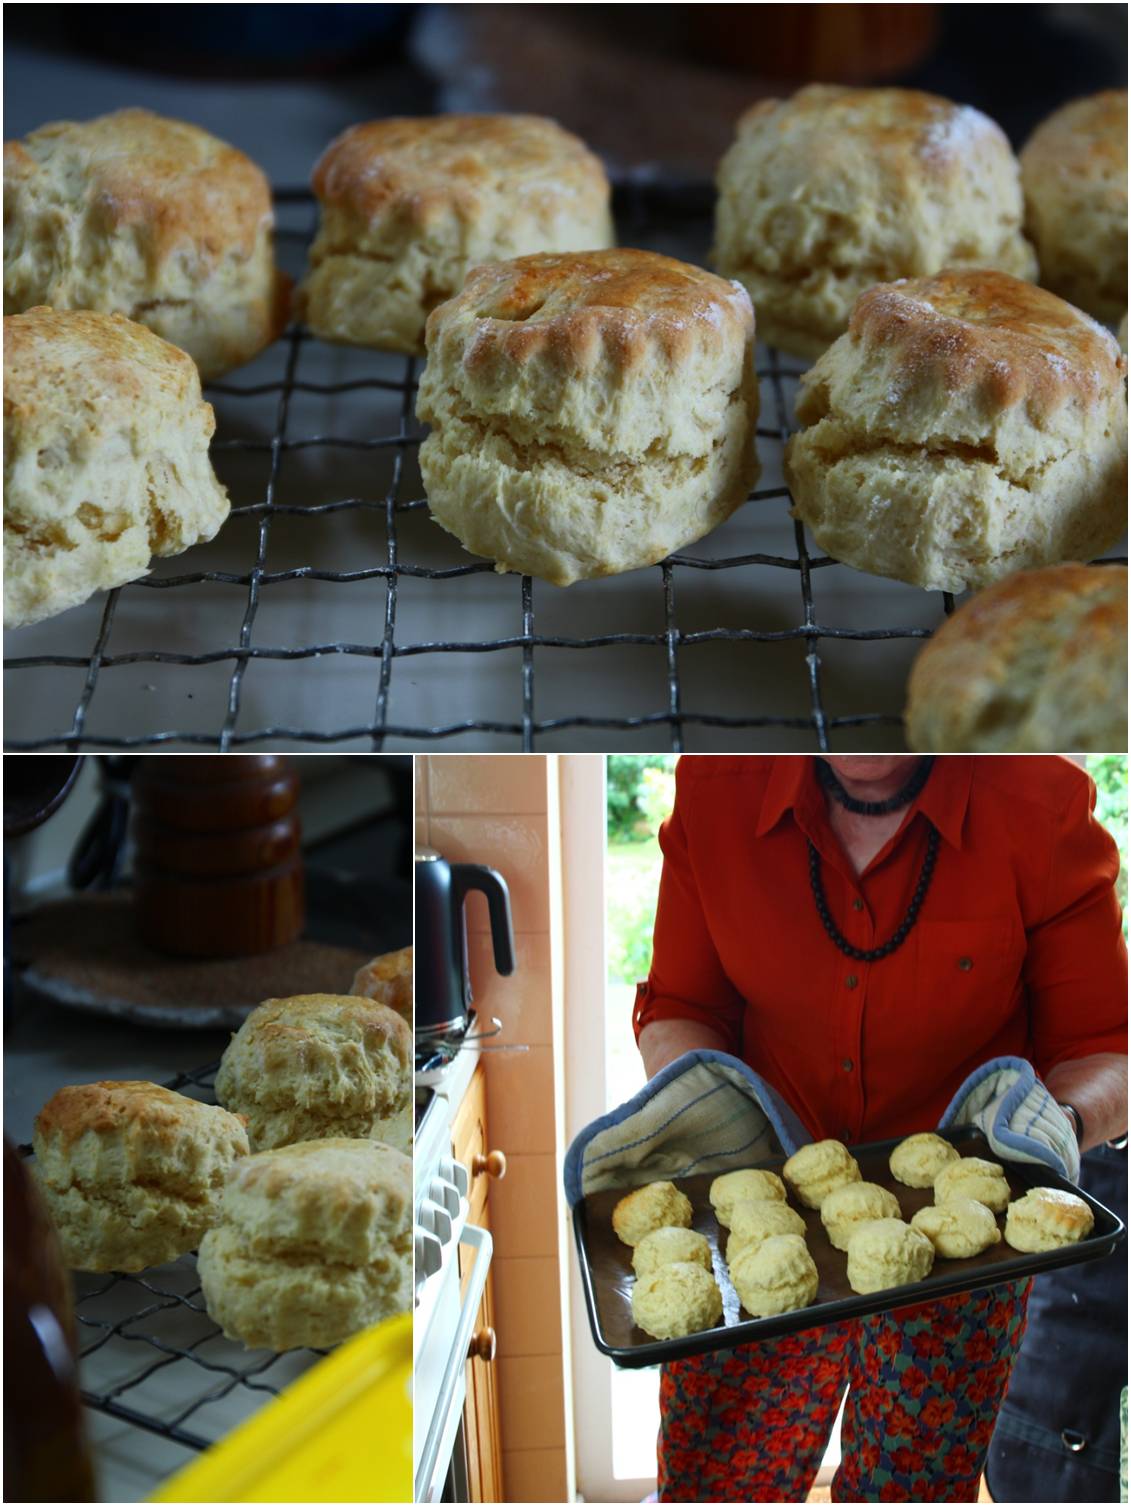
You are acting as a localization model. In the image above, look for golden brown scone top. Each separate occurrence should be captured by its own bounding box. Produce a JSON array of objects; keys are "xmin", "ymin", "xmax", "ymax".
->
[
  {"xmin": 235, "ymin": 992, "xmax": 411, "ymax": 1079},
  {"xmin": 4, "ymin": 307, "xmax": 209, "ymax": 417},
  {"xmin": 1021, "ymin": 90, "xmax": 1128, "ymax": 185},
  {"xmin": 429, "ymin": 248, "xmax": 754, "ymax": 374},
  {"xmin": 34, "ymin": 1080, "xmax": 245, "ymax": 1147},
  {"xmin": 845, "ymin": 269, "xmax": 1125, "ymax": 421},
  {"xmin": 737, "ymin": 85, "xmax": 1011, "ymax": 169},
  {"xmin": 915, "ymin": 563, "xmax": 1127, "ymax": 672},
  {"xmin": 5, "ymin": 109, "xmax": 272, "ymax": 266},
  {"xmin": 351, "ymin": 947, "xmax": 413, "ymax": 1026},
  {"xmin": 227, "ymin": 1135, "xmax": 410, "ymax": 1202},
  {"xmin": 311, "ymin": 113, "xmax": 609, "ymax": 225}
]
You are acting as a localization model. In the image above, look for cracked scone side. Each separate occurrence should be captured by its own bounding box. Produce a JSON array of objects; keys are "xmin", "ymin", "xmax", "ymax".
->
[
  {"xmin": 784, "ymin": 269, "xmax": 1127, "ymax": 591},
  {"xmin": 4, "ymin": 108, "xmax": 285, "ymax": 379},
  {"xmin": 300, "ymin": 114, "xmax": 613, "ymax": 355},
  {"xmin": 4, "ymin": 306, "xmax": 230, "ymax": 628},
  {"xmin": 417, "ymin": 249, "xmax": 760, "ymax": 583}
]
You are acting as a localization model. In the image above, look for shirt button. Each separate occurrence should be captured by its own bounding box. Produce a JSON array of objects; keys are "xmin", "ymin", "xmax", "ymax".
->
[
  {"xmin": 958, "ymin": 956, "xmax": 974, "ymax": 972},
  {"xmin": 845, "ymin": 975, "xmax": 859, "ymax": 990},
  {"xmin": 852, "ymin": 899, "xmax": 864, "ymax": 912},
  {"xmin": 841, "ymin": 1058, "xmax": 854, "ymax": 1073}
]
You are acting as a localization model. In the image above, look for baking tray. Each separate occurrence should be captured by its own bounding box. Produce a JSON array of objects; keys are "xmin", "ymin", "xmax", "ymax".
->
[{"xmin": 572, "ymin": 1126, "xmax": 1126, "ymax": 1368}]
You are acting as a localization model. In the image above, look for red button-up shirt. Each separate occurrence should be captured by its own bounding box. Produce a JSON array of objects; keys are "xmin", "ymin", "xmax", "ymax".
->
[{"xmin": 633, "ymin": 756, "xmax": 1127, "ymax": 1143}]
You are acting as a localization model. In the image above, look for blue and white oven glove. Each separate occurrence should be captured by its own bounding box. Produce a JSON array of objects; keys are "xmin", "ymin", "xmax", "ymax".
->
[
  {"xmin": 940, "ymin": 1055, "xmax": 1081, "ymax": 1184},
  {"xmin": 564, "ymin": 1050, "xmax": 1079, "ymax": 1207},
  {"xmin": 563, "ymin": 1050, "xmax": 811, "ymax": 1206}
]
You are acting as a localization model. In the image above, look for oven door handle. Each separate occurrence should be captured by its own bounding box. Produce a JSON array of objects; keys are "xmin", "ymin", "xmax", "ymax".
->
[{"xmin": 415, "ymin": 1221, "xmax": 494, "ymax": 1504}]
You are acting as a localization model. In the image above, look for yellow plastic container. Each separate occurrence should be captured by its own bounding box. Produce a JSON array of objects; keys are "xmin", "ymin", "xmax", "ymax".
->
[{"xmin": 151, "ymin": 1313, "xmax": 412, "ymax": 1503}]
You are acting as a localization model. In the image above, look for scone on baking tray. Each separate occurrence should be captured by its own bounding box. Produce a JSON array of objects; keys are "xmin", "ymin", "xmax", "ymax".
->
[
  {"xmin": 197, "ymin": 1138, "xmax": 411, "ymax": 1351},
  {"xmin": 32, "ymin": 1080, "xmax": 249, "ymax": 1273},
  {"xmin": 729, "ymin": 1232, "xmax": 819, "ymax": 1316},
  {"xmin": 911, "ymin": 1198, "xmax": 1002, "ymax": 1260},
  {"xmin": 215, "ymin": 993, "xmax": 413, "ymax": 1155},
  {"xmin": 934, "ymin": 1155, "xmax": 1011, "ymax": 1214},
  {"xmin": 714, "ymin": 85, "xmax": 1035, "ymax": 360},
  {"xmin": 4, "ymin": 108, "xmax": 286, "ymax": 379},
  {"xmin": 612, "ymin": 1180, "xmax": 694, "ymax": 1247},
  {"xmin": 784, "ymin": 269, "xmax": 1127, "ymax": 594},
  {"xmin": 781, "ymin": 1139, "xmax": 862, "ymax": 1209},
  {"xmin": 906, "ymin": 563, "xmax": 1128, "ymax": 753},
  {"xmin": 4, "ymin": 307, "xmax": 231, "ymax": 630},
  {"xmin": 416, "ymin": 248, "xmax": 760, "ymax": 584},
  {"xmin": 846, "ymin": 1218, "xmax": 935, "ymax": 1294},
  {"xmin": 1020, "ymin": 90, "xmax": 1128, "ymax": 323},
  {"xmin": 350, "ymin": 945, "xmax": 413, "ymax": 1029},
  {"xmin": 820, "ymin": 1181, "xmax": 902, "ymax": 1252},
  {"xmin": 889, "ymin": 1131, "xmax": 960, "ymax": 1188},
  {"xmin": 1004, "ymin": 1186, "xmax": 1095, "ymax": 1253},
  {"xmin": 708, "ymin": 1167, "xmax": 787, "ymax": 1227},
  {"xmin": 632, "ymin": 1226, "xmax": 714, "ymax": 1279},
  {"xmin": 726, "ymin": 1200, "xmax": 807, "ymax": 1258},
  {"xmin": 299, "ymin": 113, "xmax": 613, "ymax": 356},
  {"xmin": 631, "ymin": 1260, "xmax": 723, "ymax": 1340}
]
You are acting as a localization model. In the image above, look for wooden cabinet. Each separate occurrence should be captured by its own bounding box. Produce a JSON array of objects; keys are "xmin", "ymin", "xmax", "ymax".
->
[{"xmin": 452, "ymin": 1063, "xmax": 504, "ymax": 1503}]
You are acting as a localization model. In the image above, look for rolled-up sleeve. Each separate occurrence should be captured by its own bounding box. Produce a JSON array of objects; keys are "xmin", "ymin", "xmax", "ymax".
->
[
  {"xmin": 1026, "ymin": 775, "xmax": 1128, "ymax": 1075},
  {"xmin": 632, "ymin": 769, "xmax": 747, "ymax": 1053}
]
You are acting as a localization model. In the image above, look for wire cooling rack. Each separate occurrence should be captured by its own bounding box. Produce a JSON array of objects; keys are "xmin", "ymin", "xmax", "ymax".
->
[
  {"xmin": 4, "ymin": 183, "xmax": 1124, "ymax": 753},
  {"xmin": 65, "ymin": 1063, "xmax": 323, "ymax": 1479}
]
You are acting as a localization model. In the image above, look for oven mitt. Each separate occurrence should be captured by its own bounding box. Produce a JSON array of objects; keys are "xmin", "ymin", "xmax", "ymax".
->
[
  {"xmin": 563, "ymin": 1049, "xmax": 811, "ymax": 1206},
  {"xmin": 939, "ymin": 1055, "xmax": 1080, "ymax": 1183}
]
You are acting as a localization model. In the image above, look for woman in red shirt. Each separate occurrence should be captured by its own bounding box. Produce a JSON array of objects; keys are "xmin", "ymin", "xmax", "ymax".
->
[{"xmin": 634, "ymin": 755, "xmax": 1127, "ymax": 1503}]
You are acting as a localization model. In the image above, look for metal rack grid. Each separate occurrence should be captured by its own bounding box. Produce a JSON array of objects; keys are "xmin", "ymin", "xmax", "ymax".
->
[
  {"xmin": 4, "ymin": 184, "xmax": 1123, "ymax": 753},
  {"xmin": 69, "ymin": 1061, "xmax": 323, "ymax": 1464}
]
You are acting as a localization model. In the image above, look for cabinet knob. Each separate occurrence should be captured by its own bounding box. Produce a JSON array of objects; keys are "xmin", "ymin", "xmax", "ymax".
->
[
  {"xmin": 468, "ymin": 1327, "xmax": 497, "ymax": 1363},
  {"xmin": 472, "ymin": 1150, "xmax": 507, "ymax": 1180}
]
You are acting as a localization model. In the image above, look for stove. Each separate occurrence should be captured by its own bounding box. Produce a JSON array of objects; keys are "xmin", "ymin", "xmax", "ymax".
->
[{"xmin": 413, "ymin": 1037, "xmax": 494, "ymax": 1503}]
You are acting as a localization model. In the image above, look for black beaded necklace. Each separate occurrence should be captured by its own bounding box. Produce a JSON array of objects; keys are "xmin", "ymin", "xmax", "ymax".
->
[
  {"xmin": 809, "ymin": 757, "xmax": 939, "ymax": 962},
  {"xmin": 814, "ymin": 756, "xmax": 935, "ymax": 815}
]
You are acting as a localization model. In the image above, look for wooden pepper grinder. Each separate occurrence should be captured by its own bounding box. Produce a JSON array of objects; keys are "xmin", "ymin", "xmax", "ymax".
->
[{"xmin": 132, "ymin": 757, "xmax": 304, "ymax": 957}]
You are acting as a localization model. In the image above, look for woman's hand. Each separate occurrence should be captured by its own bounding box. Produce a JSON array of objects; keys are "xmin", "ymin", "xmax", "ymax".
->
[{"xmin": 637, "ymin": 1018, "xmax": 729, "ymax": 1080}]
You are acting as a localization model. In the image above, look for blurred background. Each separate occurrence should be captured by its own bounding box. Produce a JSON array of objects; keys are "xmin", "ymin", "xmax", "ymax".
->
[{"xmin": 5, "ymin": 3, "xmax": 1128, "ymax": 183}]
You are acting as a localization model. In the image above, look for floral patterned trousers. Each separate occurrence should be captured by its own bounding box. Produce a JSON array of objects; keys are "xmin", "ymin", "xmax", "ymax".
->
[{"xmin": 658, "ymin": 1281, "xmax": 1031, "ymax": 1503}]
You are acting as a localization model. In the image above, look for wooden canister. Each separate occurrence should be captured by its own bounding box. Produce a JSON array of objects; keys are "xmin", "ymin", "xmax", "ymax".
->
[{"xmin": 132, "ymin": 757, "xmax": 304, "ymax": 957}]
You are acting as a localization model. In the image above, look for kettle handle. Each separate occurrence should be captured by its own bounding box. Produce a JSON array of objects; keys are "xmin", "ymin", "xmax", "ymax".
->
[{"xmin": 452, "ymin": 864, "xmax": 515, "ymax": 977}]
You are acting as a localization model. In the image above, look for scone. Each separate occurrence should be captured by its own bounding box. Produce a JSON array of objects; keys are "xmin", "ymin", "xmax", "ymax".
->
[
  {"xmin": 708, "ymin": 1168, "xmax": 787, "ymax": 1227},
  {"xmin": 785, "ymin": 270, "xmax": 1128, "ymax": 593},
  {"xmin": 726, "ymin": 1200, "xmax": 808, "ymax": 1258},
  {"xmin": 612, "ymin": 1181, "xmax": 693, "ymax": 1247},
  {"xmin": 911, "ymin": 1198, "xmax": 1002, "ymax": 1259},
  {"xmin": 215, "ymin": 993, "xmax": 412, "ymax": 1155},
  {"xmin": 782, "ymin": 1140, "xmax": 862, "ymax": 1209},
  {"xmin": 416, "ymin": 248, "xmax": 759, "ymax": 584},
  {"xmin": 350, "ymin": 946, "xmax": 413, "ymax": 1029},
  {"xmin": 4, "ymin": 108, "xmax": 286, "ymax": 378},
  {"xmin": 906, "ymin": 564, "xmax": 1128, "ymax": 753},
  {"xmin": 632, "ymin": 1226, "xmax": 714, "ymax": 1279},
  {"xmin": 1004, "ymin": 1186, "xmax": 1095, "ymax": 1253},
  {"xmin": 1021, "ymin": 91, "xmax": 1128, "ymax": 322},
  {"xmin": 4, "ymin": 307, "xmax": 230, "ymax": 629},
  {"xmin": 300, "ymin": 114, "xmax": 613, "ymax": 356},
  {"xmin": 714, "ymin": 85, "xmax": 1035, "ymax": 359},
  {"xmin": 729, "ymin": 1233, "xmax": 819, "ymax": 1316},
  {"xmin": 845, "ymin": 1218, "xmax": 935, "ymax": 1294},
  {"xmin": 197, "ymin": 1138, "xmax": 411, "ymax": 1350},
  {"xmin": 889, "ymin": 1132, "xmax": 961, "ymax": 1189},
  {"xmin": 33, "ymin": 1081, "xmax": 249, "ymax": 1273},
  {"xmin": 934, "ymin": 1156, "xmax": 1010, "ymax": 1214},
  {"xmin": 820, "ymin": 1182, "xmax": 903, "ymax": 1252},
  {"xmin": 631, "ymin": 1260, "xmax": 723, "ymax": 1340}
]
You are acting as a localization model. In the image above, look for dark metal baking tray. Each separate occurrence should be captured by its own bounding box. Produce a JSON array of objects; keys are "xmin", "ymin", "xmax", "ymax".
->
[{"xmin": 572, "ymin": 1126, "xmax": 1125, "ymax": 1368}]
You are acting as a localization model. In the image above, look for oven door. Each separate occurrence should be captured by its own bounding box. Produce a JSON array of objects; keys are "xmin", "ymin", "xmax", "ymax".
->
[{"xmin": 415, "ymin": 1222, "xmax": 493, "ymax": 1504}]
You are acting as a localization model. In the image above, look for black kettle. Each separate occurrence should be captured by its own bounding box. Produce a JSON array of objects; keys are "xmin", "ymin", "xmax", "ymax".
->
[{"xmin": 415, "ymin": 847, "xmax": 515, "ymax": 1040}]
